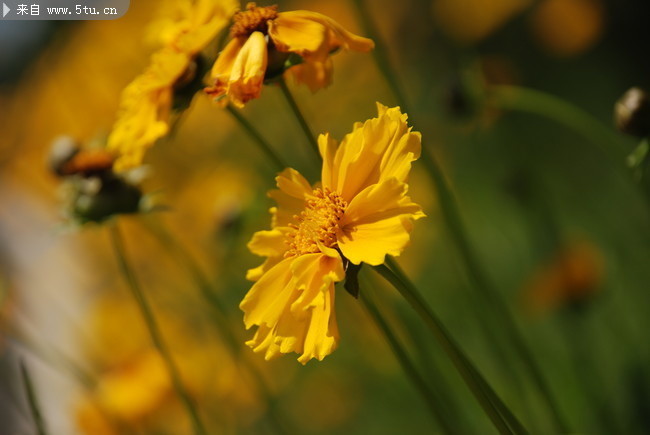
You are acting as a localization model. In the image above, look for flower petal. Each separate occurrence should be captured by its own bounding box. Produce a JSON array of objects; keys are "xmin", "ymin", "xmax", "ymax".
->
[
  {"xmin": 327, "ymin": 104, "xmax": 421, "ymax": 201},
  {"xmin": 339, "ymin": 216, "xmax": 416, "ymax": 266},
  {"xmin": 242, "ymin": 254, "xmax": 343, "ymax": 363},
  {"xmin": 246, "ymin": 256, "xmax": 282, "ymax": 281},
  {"xmin": 338, "ymin": 178, "xmax": 424, "ymax": 266},
  {"xmin": 247, "ymin": 228, "xmax": 290, "ymax": 258},
  {"xmin": 318, "ymin": 132, "xmax": 339, "ymax": 189},
  {"xmin": 268, "ymin": 168, "xmax": 313, "ymax": 227},
  {"xmin": 342, "ymin": 178, "xmax": 424, "ymax": 226},
  {"xmin": 223, "ymin": 31, "xmax": 268, "ymax": 108},
  {"xmin": 268, "ymin": 12, "xmax": 328, "ymax": 55},
  {"xmin": 289, "ymin": 252, "xmax": 344, "ymax": 314},
  {"xmin": 108, "ymin": 49, "xmax": 189, "ymax": 171},
  {"xmin": 271, "ymin": 11, "xmax": 374, "ymax": 57},
  {"xmin": 285, "ymin": 57, "xmax": 334, "ymax": 92},
  {"xmin": 240, "ymin": 257, "xmax": 294, "ymax": 329},
  {"xmin": 210, "ymin": 36, "xmax": 245, "ymax": 89}
]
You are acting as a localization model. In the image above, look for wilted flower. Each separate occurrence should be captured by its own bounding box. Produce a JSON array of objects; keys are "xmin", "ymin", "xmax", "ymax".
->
[
  {"xmin": 108, "ymin": 0, "xmax": 238, "ymax": 171},
  {"xmin": 205, "ymin": 2, "xmax": 374, "ymax": 107},
  {"xmin": 614, "ymin": 87, "xmax": 650, "ymax": 138},
  {"xmin": 241, "ymin": 104, "xmax": 424, "ymax": 363},
  {"xmin": 49, "ymin": 137, "xmax": 145, "ymax": 224}
]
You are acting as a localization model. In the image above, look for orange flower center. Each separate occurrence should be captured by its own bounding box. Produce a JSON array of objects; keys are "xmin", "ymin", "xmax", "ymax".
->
[
  {"xmin": 230, "ymin": 3, "xmax": 279, "ymax": 38},
  {"xmin": 285, "ymin": 188, "xmax": 347, "ymax": 257}
]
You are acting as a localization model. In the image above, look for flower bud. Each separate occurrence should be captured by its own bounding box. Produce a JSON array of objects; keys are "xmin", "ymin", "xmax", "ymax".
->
[
  {"xmin": 614, "ymin": 87, "xmax": 650, "ymax": 138},
  {"xmin": 72, "ymin": 176, "xmax": 142, "ymax": 223}
]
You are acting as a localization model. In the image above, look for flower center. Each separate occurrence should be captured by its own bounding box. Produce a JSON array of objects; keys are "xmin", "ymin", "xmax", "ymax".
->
[
  {"xmin": 230, "ymin": 3, "xmax": 278, "ymax": 38},
  {"xmin": 285, "ymin": 188, "xmax": 347, "ymax": 257}
]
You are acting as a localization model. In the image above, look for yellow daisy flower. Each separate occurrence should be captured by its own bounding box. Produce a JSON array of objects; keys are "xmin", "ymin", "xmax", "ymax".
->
[
  {"xmin": 108, "ymin": 0, "xmax": 238, "ymax": 171},
  {"xmin": 241, "ymin": 104, "xmax": 424, "ymax": 364},
  {"xmin": 205, "ymin": 2, "xmax": 375, "ymax": 108}
]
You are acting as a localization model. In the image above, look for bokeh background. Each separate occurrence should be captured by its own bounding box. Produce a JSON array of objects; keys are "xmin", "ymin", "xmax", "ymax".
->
[{"xmin": 1, "ymin": 0, "xmax": 649, "ymax": 433}]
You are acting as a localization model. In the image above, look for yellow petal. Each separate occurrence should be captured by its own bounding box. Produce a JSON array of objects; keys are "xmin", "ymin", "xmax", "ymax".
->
[
  {"xmin": 285, "ymin": 57, "xmax": 334, "ymax": 92},
  {"xmin": 297, "ymin": 286, "xmax": 339, "ymax": 364},
  {"xmin": 271, "ymin": 11, "xmax": 374, "ymax": 57},
  {"xmin": 270, "ymin": 11, "xmax": 373, "ymax": 92},
  {"xmin": 268, "ymin": 168, "xmax": 313, "ymax": 227},
  {"xmin": 210, "ymin": 36, "xmax": 245, "ymax": 86},
  {"xmin": 246, "ymin": 227, "xmax": 291, "ymax": 281},
  {"xmin": 225, "ymin": 31, "xmax": 268, "ymax": 107},
  {"xmin": 319, "ymin": 132, "xmax": 339, "ymax": 189},
  {"xmin": 246, "ymin": 324, "xmax": 282, "ymax": 360},
  {"xmin": 338, "ymin": 179, "xmax": 424, "ymax": 266},
  {"xmin": 276, "ymin": 167, "xmax": 313, "ymax": 198},
  {"xmin": 342, "ymin": 178, "xmax": 424, "ymax": 226},
  {"xmin": 246, "ymin": 256, "xmax": 282, "ymax": 281},
  {"xmin": 174, "ymin": 0, "xmax": 238, "ymax": 54},
  {"xmin": 339, "ymin": 216, "xmax": 416, "ymax": 266},
  {"xmin": 268, "ymin": 12, "xmax": 328, "ymax": 55},
  {"xmin": 242, "ymin": 254, "xmax": 343, "ymax": 363},
  {"xmin": 324, "ymin": 104, "xmax": 421, "ymax": 202},
  {"xmin": 240, "ymin": 257, "xmax": 294, "ymax": 329},
  {"xmin": 107, "ymin": 49, "xmax": 190, "ymax": 171},
  {"xmin": 247, "ymin": 228, "xmax": 290, "ymax": 257},
  {"xmin": 289, "ymin": 253, "xmax": 344, "ymax": 314}
]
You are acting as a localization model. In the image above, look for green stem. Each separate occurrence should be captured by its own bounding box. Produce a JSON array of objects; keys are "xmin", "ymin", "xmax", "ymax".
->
[
  {"xmin": 143, "ymin": 219, "xmax": 290, "ymax": 435},
  {"xmin": 364, "ymin": 273, "xmax": 470, "ymax": 432},
  {"xmin": 19, "ymin": 360, "xmax": 48, "ymax": 435},
  {"xmin": 488, "ymin": 85, "xmax": 622, "ymax": 161},
  {"xmin": 277, "ymin": 77, "xmax": 321, "ymax": 161},
  {"xmin": 360, "ymin": 290, "xmax": 458, "ymax": 435},
  {"xmin": 108, "ymin": 222, "xmax": 207, "ymax": 435},
  {"xmin": 351, "ymin": 0, "xmax": 567, "ymax": 429},
  {"xmin": 373, "ymin": 262, "xmax": 523, "ymax": 435},
  {"xmin": 226, "ymin": 104, "xmax": 287, "ymax": 171},
  {"xmin": 384, "ymin": 258, "xmax": 531, "ymax": 435}
]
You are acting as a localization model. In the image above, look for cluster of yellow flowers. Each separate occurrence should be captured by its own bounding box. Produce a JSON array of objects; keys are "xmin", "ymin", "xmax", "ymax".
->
[
  {"xmin": 100, "ymin": 2, "xmax": 423, "ymax": 365},
  {"xmin": 107, "ymin": 0, "xmax": 238, "ymax": 171}
]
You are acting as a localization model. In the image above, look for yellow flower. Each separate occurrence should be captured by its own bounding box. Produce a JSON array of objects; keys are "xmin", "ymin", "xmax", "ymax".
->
[
  {"xmin": 107, "ymin": 0, "xmax": 237, "ymax": 171},
  {"xmin": 75, "ymin": 293, "xmax": 264, "ymax": 434},
  {"xmin": 241, "ymin": 104, "xmax": 424, "ymax": 364},
  {"xmin": 206, "ymin": 2, "xmax": 374, "ymax": 108}
]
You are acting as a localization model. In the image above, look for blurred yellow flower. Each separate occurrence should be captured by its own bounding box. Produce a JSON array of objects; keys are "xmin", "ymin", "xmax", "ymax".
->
[
  {"xmin": 242, "ymin": 104, "xmax": 424, "ymax": 364},
  {"xmin": 108, "ymin": 0, "xmax": 238, "ymax": 171},
  {"xmin": 522, "ymin": 239, "xmax": 605, "ymax": 315},
  {"xmin": 75, "ymin": 294, "xmax": 262, "ymax": 434},
  {"xmin": 206, "ymin": 2, "xmax": 374, "ymax": 107},
  {"xmin": 530, "ymin": 0, "xmax": 604, "ymax": 57},
  {"xmin": 432, "ymin": 0, "xmax": 531, "ymax": 44}
]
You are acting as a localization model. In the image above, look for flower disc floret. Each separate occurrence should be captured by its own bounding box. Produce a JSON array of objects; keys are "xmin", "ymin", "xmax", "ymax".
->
[
  {"xmin": 230, "ymin": 3, "xmax": 278, "ymax": 38},
  {"xmin": 286, "ymin": 188, "xmax": 347, "ymax": 257}
]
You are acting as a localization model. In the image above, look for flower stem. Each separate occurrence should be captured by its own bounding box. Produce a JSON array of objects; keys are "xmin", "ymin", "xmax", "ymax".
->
[
  {"xmin": 108, "ymin": 222, "xmax": 207, "ymax": 435},
  {"xmin": 374, "ymin": 260, "xmax": 527, "ymax": 435},
  {"xmin": 19, "ymin": 360, "xmax": 48, "ymax": 435},
  {"xmin": 277, "ymin": 77, "xmax": 321, "ymax": 161},
  {"xmin": 360, "ymin": 287, "xmax": 459, "ymax": 435},
  {"xmin": 487, "ymin": 85, "xmax": 622, "ymax": 161},
  {"xmin": 142, "ymin": 219, "xmax": 291, "ymax": 435},
  {"xmin": 350, "ymin": 0, "xmax": 567, "ymax": 429},
  {"xmin": 226, "ymin": 104, "xmax": 287, "ymax": 171}
]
